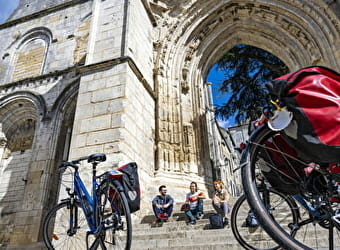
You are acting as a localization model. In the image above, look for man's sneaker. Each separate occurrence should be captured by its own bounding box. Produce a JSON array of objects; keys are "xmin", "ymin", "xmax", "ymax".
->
[
  {"xmin": 155, "ymin": 218, "xmax": 162, "ymax": 223},
  {"xmin": 188, "ymin": 220, "xmax": 196, "ymax": 225},
  {"xmin": 196, "ymin": 213, "xmax": 203, "ymax": 220}
]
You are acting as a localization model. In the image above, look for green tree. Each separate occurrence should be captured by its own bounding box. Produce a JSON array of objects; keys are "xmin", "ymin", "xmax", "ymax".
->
[{"xmin": 214, "ymin": 44, "xmax": 289, "ymax": 124}]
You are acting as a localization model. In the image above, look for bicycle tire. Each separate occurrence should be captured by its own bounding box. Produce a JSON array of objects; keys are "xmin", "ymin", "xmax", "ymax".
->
[
  {"xmin": 43, "ymin": 201, "xmax": 88, "ymax": 249},
  {"xmin": 241, "ymin": 125, "xmax": 340, "ymax": 250},
  {"xmin": 98, "ymin": 180, "xmax": 132, "ymax": 250},
  {"xmin": 231, "ymin": 190, "xmax": 299, "ymax": 250}
]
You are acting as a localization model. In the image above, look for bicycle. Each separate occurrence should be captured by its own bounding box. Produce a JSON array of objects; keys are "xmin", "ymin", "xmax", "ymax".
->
[
  {"xmin": 240, "ymin": 121, "xmax": 340, "ymax": 249},
  {"xmin": 42, "ymin": 153, "xmax": 132, "ymax": 250},
  {"xmin": 231, "ymin": 177, "xmax": 299, "ymax": 250}
]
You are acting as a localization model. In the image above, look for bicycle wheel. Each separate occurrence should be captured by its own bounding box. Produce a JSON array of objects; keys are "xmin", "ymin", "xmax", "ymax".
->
[
  {"xmin": 98, "ymin": 180, "xmax": 132, "ymax": 250},
  {"xmin": 241, "ymin": 125, "xmax": 340, "ymax": 250},
  {"xmin": 43, "ymin": 201, "xmax": 88, "ymax": 249},
  {"xmin": 231, "ymin": 190, "xmax": 299, "ymax": 250}
]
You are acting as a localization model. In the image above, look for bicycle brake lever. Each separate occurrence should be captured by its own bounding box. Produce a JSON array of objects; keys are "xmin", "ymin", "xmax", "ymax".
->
[{"xmin": 58, "ymin": 166, "xmax": 67, "ymax": 173}]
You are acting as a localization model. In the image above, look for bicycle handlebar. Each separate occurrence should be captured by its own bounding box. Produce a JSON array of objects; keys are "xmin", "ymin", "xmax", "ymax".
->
[
  {"xmin": 58, "ymin": 156, "xmax": 89, "ymax": 171},
  {"xmin": 58, "ymin": 153, "xmax": 107, "ymax": 170}
]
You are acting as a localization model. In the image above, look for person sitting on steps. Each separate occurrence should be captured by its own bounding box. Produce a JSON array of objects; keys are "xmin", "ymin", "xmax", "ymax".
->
[
  {"xmin": 152, "ymin": 185, "xmax": 174, "ymax": 223},
  {"xmin": 212, "ymin": 180, "xmax": 231, "ymax": 226},
  {"xmin": 183, "ymin": 182, "xmax": 206, "ymax": 225}
]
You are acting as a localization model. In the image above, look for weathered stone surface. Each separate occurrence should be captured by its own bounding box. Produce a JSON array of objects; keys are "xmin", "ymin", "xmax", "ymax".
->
[{"xmin": 0, "ymin": 0, "xmax": 339, "ymax": 248}]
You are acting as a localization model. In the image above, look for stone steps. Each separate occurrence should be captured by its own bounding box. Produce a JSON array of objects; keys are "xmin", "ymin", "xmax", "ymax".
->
[
  {"xmin": 131, "ymin": 199, "xmax": 340, "ymax": 249},
  {"xmin": 132, "ymin": 199, "xmax": 257, "ymax": 249}
]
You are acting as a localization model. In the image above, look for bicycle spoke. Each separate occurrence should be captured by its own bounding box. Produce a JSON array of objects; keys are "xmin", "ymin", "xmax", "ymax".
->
[
  {"xmin": 98, "ymin": 181, "xmax": 131, "ymax": 249},
  {"xmin": 241, "ymin": 125, "xmax": 340, "ymax": 249},
  {"xmin": 231, "ymin": 191, "xmax": 297, "ymax": 250}
]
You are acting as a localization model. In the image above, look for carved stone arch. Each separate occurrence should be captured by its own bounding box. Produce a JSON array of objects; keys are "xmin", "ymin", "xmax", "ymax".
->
[
  {"xmin": 48, "ymin": 77, "xmax": 79, "ymax": 163},
  {"xmin": 16, "ymin": 27, "xmax": 53, "ymax": 49},
  {"xmin": 10, "ymin": 27, "xmax": 53, "ymax": 82},
  {"xmin": 154, "ymin": 0, "xmax": 340, "ymax": 177},
  {"xmin": 198, "ymin": 28, "xmax": 300, "ymax": 78},
  {"xmin": 0, "ymin": 92, "xmax": 46, "ymax": 153},
  {"xmin": 51, "ymin": 78, "xmax": 80, "ymax": 117},
  {"xmin": 0, "ymin": 91, "xmax": 47, "ymax": 119},
  {"xmin": 159, "ymin": 0, "xmax": 340, "ymax": 85}
]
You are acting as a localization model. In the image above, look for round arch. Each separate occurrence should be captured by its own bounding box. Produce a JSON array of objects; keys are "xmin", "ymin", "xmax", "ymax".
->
[{"xmin": 0, "ymin": 91, "xmax": 46, "ymax": 152}]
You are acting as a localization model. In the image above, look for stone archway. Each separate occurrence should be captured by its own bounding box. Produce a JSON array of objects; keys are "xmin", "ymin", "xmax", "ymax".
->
[
  {"xmin": 152, "ymin": 0, "xmax": 339, "ymax": 193},
  {"xmin": 0, "ymin": 96, "xmax": 41, "ymax": 246}
]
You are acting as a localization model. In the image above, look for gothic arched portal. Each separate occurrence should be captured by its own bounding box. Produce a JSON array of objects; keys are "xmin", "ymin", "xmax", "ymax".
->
[{"xmin": 152, "ymin": 0, "xmax": 339, "ymax": 189}]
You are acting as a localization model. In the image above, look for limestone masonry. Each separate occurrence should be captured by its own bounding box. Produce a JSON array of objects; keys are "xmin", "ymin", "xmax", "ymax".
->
[{"xmin": 0, "ymin": 0, "xmax": 339, "ymax": 248}]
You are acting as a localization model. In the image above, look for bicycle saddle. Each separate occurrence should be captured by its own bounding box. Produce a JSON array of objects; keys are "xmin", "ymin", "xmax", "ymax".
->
[{"xmin": 88, "ymin": 153, "xmax": 106, "ymax": 163}]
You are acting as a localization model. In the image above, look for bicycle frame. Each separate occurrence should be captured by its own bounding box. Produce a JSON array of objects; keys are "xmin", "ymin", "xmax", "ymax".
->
[
  {"xmin": 73, "ymin": 171, "xmax": 98, "ymax": 232},
  {"xmin": 70, "ymin": 166, "xmax": 125, "ymax": 233}
]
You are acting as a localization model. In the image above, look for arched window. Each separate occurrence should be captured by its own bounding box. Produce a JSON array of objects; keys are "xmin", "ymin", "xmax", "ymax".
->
[{"xmin": 11, "ymin": 28, "xmax": 52, "ymax": 81}]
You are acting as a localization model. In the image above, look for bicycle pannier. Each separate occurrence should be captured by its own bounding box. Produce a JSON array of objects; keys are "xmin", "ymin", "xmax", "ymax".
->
[
  {"xmin": 118, "ymin": 162, "xmax": 140, "ymax": 213},
  {"xmin": 267, "ymin": 66, "xmax": 340, "ymax": 163},
  {"xmin": 260, "ymin": 133, "xmax": 305, "ymax": 194}
]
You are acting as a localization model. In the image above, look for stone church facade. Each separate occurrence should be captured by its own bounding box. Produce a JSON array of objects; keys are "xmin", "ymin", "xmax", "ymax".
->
[{"xmin": 0, "ymin": 0, "xmax": 338, "ymax": 248}]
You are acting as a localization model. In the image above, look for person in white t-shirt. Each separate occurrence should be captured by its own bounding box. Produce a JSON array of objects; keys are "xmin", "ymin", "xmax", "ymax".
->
[{"xmin": 183, "ymin": 182, "xmax": 206, "ymax": 225}]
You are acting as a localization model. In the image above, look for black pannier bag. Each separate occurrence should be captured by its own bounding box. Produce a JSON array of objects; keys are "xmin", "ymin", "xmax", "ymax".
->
[
  {"xmin": 266, "ymin": 66, "xmax": 340, "ymax": 163},
  {"xmin": 118, "ymin": 162, "xmax": 140, "ymax": 213},
  {"xmin": 209, "ymin": 213, "xmax": 224, "ymax": 229}
]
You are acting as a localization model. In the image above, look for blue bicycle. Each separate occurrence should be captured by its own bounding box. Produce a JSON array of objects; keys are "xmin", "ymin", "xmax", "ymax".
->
[{"xmin": 42, "ymin": 153, "xmax": 132, "ymax": 250}]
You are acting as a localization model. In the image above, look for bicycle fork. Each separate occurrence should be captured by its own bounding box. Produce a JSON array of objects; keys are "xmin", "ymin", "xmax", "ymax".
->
[{"xmin": 66, "ymin": 191, "xmax": 79, "ymax": 236}]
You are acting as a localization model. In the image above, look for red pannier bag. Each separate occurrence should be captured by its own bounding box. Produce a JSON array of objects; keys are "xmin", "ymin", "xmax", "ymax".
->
[
  {"xmin": 260, "ymin": 133, "xmax": 307, "ymax": 194},
  {"xmin": 266, "ymin": 66, "xmax": 340, "ymax": 163}
]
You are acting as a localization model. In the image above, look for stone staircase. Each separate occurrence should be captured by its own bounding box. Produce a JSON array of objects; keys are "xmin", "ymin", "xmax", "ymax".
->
[
  {"xmin": 131, "ymin": 200, "xmax": 247, "ymax": 250},
  {"xmin": 131, "ymin": 199, "xmax": 340, "ymax": 250}
]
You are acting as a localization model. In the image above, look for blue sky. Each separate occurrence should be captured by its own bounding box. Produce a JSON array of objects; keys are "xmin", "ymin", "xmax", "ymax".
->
[
  {"xmin": 0, "ymin": 0, "xmax": 19, "ymax": 24},
  {"xmin": 0, "ymin": 1, "xmax": 234, "ymax": 127},
  {"xmin": 207, "ymin": 65, "xmax": 236, "ymax": 127}
]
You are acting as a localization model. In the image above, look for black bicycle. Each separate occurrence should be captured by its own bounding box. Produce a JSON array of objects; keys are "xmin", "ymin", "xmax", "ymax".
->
[
  {"xmin": 42, "ymin": 153, "xmax": 132, "ymax": 250},
  {"xmin": 240, "ymin": 124, "xmax": 340, "ymax": 249},
  {"xmin": 231, "ymin": 178, "xmax": 299, "ymax": 250}
]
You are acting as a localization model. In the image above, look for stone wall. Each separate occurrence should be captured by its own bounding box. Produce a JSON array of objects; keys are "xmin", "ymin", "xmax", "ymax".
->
[{"xmin": 0, "ymin": 0, "xmax": 339, "ymax": 248}]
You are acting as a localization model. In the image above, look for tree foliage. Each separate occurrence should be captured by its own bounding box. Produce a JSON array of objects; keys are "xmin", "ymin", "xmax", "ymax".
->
[{"xmin": 214, "ymin": 44, "xmax": 289, "ymax": 124}]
